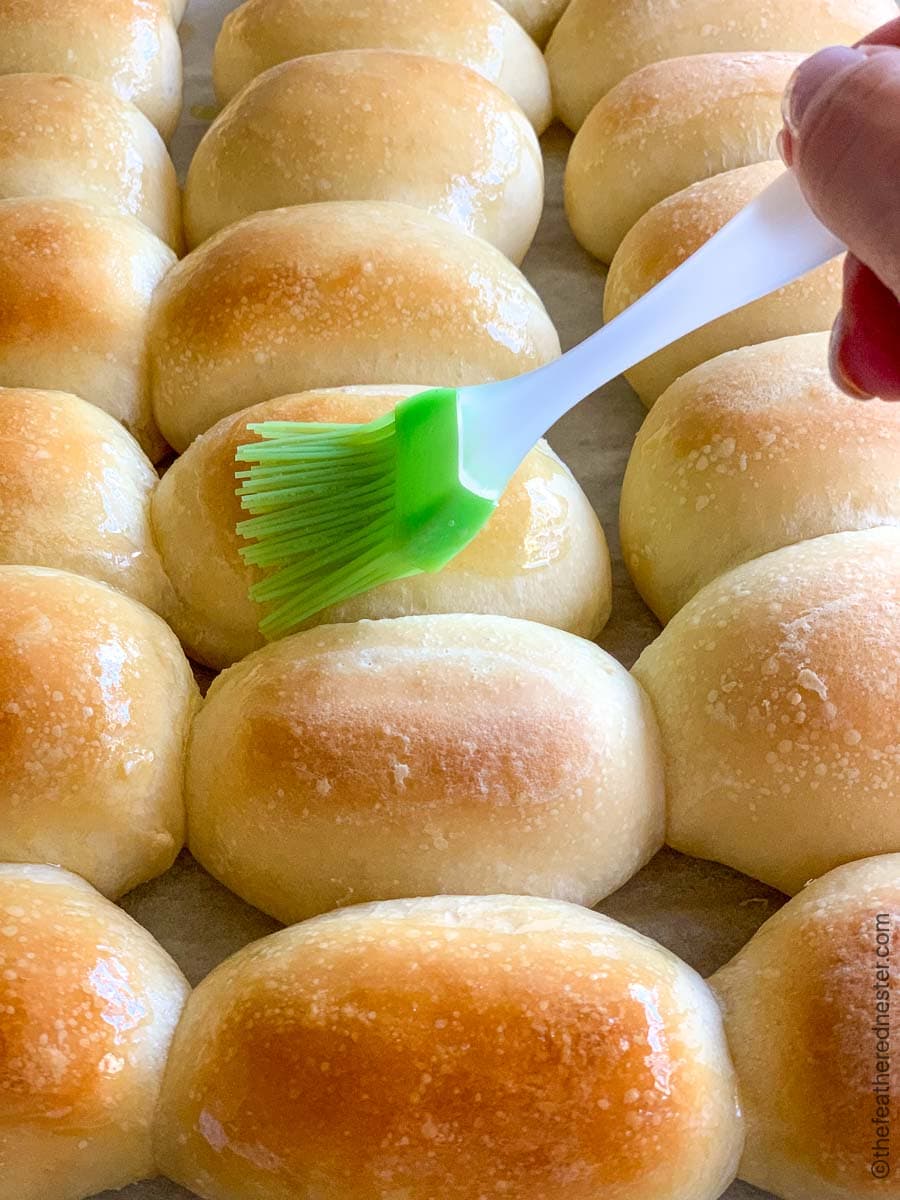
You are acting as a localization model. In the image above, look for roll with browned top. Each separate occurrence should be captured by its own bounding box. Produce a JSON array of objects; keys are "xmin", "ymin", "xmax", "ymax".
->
[
  {"xmin": 155, "ymin": 896, "xmax": 743, "ymax": 1200},
  {"xmin": 711, "ymin": 854, "xmax": 900, "ymax": 1200},
  {"xmin": 152, "ymin": 386, "xmax": 610, "ymax": 668},
  {"xmin": 185, "ymin": 51, "xmax": 543, "ymax": 260},
  {"xmin": 0, "ymin": 566, "xmax": 199, "ymax": 898},
  {"xmin": 185, "ymin": 615, "xmax": 665, "ymax": 923},
  {"xmin": 149, "ymin": 202, "xmax": 560, "ymax": 452},
  {"xmin": 0, "ymin": 0, "xmax": 183, "ymax": 139},
  {"xmin": 497, "ymin": 0, "xmax": 570, "ymax": 45},
  {"xmin": 213, "ymin": 0, "xmax": 551, "ymax": 131}
]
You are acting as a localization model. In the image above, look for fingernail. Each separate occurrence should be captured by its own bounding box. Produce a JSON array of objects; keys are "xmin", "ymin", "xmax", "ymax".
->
[
  {"xmin": 776, "ymin": 128, "xmax": 794, "ymax": 167},
  {"xmin": 782, "ymin": 45, "xmax": 867, "ymax": 138},
  {"xmin": 829, "ymin": 314, "xmax": 874, "ymax": 400}
]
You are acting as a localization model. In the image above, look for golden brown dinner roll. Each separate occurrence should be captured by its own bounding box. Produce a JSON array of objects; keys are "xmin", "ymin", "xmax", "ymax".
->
[
  {"xmin": 0, "ymin": 0, "xmax": 182, "ymax": 140},
  {"xmin": 547, "ymin": 0, "xmax": 896, "ymax": 131},
  {"xmin": 156, "ymin": 895, "xmax": 743, "ymax": 1200},
  {"xmin": 186, "ymin": 615, "xmax": 665, "ymax": 923},
  {"xmin": 149, "ymin": 202, "xmax": 560, "ymax": 452},
  {"xmin": 496, "ymin": 0, "xmax": 570, "ymax": 45},
  {"xmin": 213, "ymin": 0, "xmax": 552, "ymax": 132},
  {"xmin": 0, "ymin": 387, "xmax": 174, "ymax": 614},
  {"xmin": 185, "ymin": 51, "xmax": 543, "ymax": 261},
  {"xmin": 0, "ymin": 566, "xmax": 199, "ymax": 898},
  {"xmin": 152, "ymin": 387, "xmax": 611, "ymax": 668},
  {"xmin": 710, "ymin": 854, "xmax": 900, "ymax": 1200},
  {"xmin": 620, "ymin": 334, "xmax": 900, "ymax": 623},
  {"xmin": 633, "ymin": 528, "xmax": 900, "ymax": 895},
  {"xmin": 0, "ymin": 863, "xmax": 189, "ymax": 1200},
  {"xmin": 565, "ymin": 52, "xmax": 801, "ymax": 263},
  {"xmin": 0, "ymin": 197, "xmax": 175, "ymax": 460},
  {"xmin": 604, "ymin": 162, "xmax": 842, "ymax": 404},
  {"xmin": 0, "ymin": 73, "xmax": 181, "ymax": 248}
]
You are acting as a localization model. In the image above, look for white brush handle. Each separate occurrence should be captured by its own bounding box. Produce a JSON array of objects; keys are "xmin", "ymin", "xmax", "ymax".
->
[{"xmin": 459, "ymin": 171, "xmax": 845, "ymax": 492}]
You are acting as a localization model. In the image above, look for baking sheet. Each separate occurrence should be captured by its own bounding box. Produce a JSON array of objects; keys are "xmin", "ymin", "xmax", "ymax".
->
[{"xmin": 105, "ymin": 4, "xmax": 786, "ymax": 1195}]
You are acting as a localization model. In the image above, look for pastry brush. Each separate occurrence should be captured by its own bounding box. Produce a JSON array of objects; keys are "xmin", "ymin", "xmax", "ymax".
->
[{"xmin": 235, "ymin": 171, "xmax": 844, "ymax": 640}]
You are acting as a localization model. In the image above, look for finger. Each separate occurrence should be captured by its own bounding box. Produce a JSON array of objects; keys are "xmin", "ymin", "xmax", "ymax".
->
[
  {"xmin": 857, "ymin": 16, "xmax": 900, "ymax": 48},
  {"xmin": 830, "ymin": 254, "xmax": 900, "ymax": 401}
]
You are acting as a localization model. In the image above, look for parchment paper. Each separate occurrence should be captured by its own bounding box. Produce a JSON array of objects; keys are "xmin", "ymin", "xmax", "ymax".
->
[{"xmin": 104, "ymin": 5, "xmax": 786, "ymax": 1195}]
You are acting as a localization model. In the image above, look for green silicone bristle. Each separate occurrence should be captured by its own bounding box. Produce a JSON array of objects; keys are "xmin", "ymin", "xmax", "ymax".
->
[{"xmin": 235, "ymin": 390, "xmax": 498, "ymax": 640}]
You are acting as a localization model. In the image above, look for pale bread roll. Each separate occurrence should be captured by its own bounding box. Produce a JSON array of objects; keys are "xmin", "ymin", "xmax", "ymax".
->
[
  {"xmin": 0, "ymin": 197, "xmax": 175, "ymax": 460},
  {"xmin": 213, "ymin": 0, "xmax": 552, "ymax": 131},
  {"xmin": 149, "ymin": 202, "xmax": 560, "ymax": 452},
  {"xmin": 152, "ymin": 387, "xmax": 611, "ymax": 669},
  {"xmin": 156, "ymin": 896, "xmax": 743, "ymax": 1200},
  {"xmin": 0, "ymin": 387, "xmax": 174, "ymax": 615},
  {"xmin": 496, "ymin": 0, "xmax": 570, "ymax": 45},
  {"xmin": 548, "ymin": 0, "xmax": 897, "ymax": 130},
  {"xmin": 185, "ymin": 615, "xmax": 665, "ymax": 923},
  {"xmin": 185, "ymin": 51, "xmax": 543, "ymax": 261},
  {"xmin": 620, "ymin": 335, "xmax": 900, "ymax": 622},
  {"xmin": 0, "ymin": 566, "xmax": 199, "ymax": 898},
  {"xmin": 0, "ymin": 0, "xmax": 182, "ymax": 140},
  {"xmin": 604, "ymin": 162, "xmax": 843, "ymax": 404},
  {"xmin": 0, "ymin": 73, "xmax": 181, "ymax": 249},
  {"xmin": 633, "ymin": 528, "xmax": 900, "ymax": 895},
  {"xmin": 0, "ymin": 864, "xmax": 189, "ymax": 1200},
  {"xmin": 710, "ymin": 854, "xmax": 900, "ymax": 1200},
  {"xmin": 565, "ymin": 52, "xmax": 801, "ymax": 263}
]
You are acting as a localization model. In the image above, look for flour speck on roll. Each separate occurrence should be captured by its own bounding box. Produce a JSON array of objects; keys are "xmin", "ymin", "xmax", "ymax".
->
[
  {"xmin": 633, "ymin": 528, "xmax": 900, "ymax": 895},
  {"xmin": 148, "ymin": 201, "xmax": 560, "ymax": 452},
  {"xmin": 620, "ymin": 334, "xmax": 900, "ymax": 623},
  {"xmin": 184, "ymin": 51, "xmax": 543, "ymax": 261},
  {"xmin": 710, "ymin": 853, "xmax": 900, "ymax": 1200},
  {"xmin": 185, "ymin": 615, "xmax": 664, "ymax": 923},
  {"xmin": 0, "ymin": 863, "xmax": 189, "ymax": 1200},
  {"xmin": 0, "ymin": 566, "xmax": 199, "ymax": 899},
  {"xmin": 155, "ymin": 895, "xmax": 743, "ymax": 1200},
  {"xmin": 604, "ymin": 162, "xmax": 843, "ymax": 405},
  {"xmin": 213, "ymin": 0, "xmax": 552, "ymax": 132},
  {"xmin": 547, "ymin": 0, "xmax": 897, "ymax": 131}
]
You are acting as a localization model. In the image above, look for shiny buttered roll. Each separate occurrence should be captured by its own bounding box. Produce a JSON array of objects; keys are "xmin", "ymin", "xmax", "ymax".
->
[
  {"xmin": 185, "ymin": 51, "xmax": 543, "ymax": 261},
  {"xmin": 0, "ymin": 864, "xmax": 189, "ymax": 1200},
  {"xmin": 156, "ymin": 896, "xmax": 743, "ymax": 1200},
  {"xmin": 548, "ymin": 0, "xmax": 896, "ymax": 130},
  {"xmin": 0, "ymin": 0, "xmax": 182, "ymax": 140},
  {"xmin": 620, "ymin": 334, "xmax": 900, "ymax": 623},
  {"xmin": 0, "ymin": 387, "xmax": 174, "ymax": 614},
  {"xmin": 0, "ymin": 197, "xmax": 175, "ymax": 460},
  {"xmin": 0, "ymin": 73, "xmax": 181, "ymax": 249},
  {"xmin": 711, "ymin": 854, "xmax": 900, "ymax": 1200},
  {"xmin": 149, "ymin": 202, "xmax": 560, "ymax": 452},
  {"xmin": 152, "ymin": 387, "xmax": 611, "ymax": 669},
  {"xmin": 0, "ymin": 566, "xmax": 199, "ymax": 898},
  {"xmin": 565, "ymin": 52, "xmax": 801, "ymax": 263},
  {"xmin": 604, "ymin": 163, "xmax": 842, "ymax": 404},
  {"xmin": 213, "ymin": 0, "xmax": 552, "ymax": 132},
  {"xmin": 186, "ymin": 615, "xmax": 665, "ymax": 924},
  {"xmin": 496, "ymin": 0, "xmax": 571, "ymax": 45},
  {"xmin": 633, "ymin": 528, "xmax": 900, "ymax": 895}
]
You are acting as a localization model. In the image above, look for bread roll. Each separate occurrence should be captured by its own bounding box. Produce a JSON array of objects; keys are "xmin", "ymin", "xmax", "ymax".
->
[
  {"xmin": 156, "ymin": 895, "xmax": 743, "ymax": 1200},
  {"xmin": 152, "ymin": 387, "xmax": 611, "ymax": 668},
  {"xmin": 149, "ymin": 202, "xmax": 560, "ymax": 452},
  {"xmin": 496, "ymin": 0, "xmax": 570, "ymax": 45},
  {"xmin": 185, "ymin": 51, "xmax": 543, "ymax": 261},
  {"xmin": 565, "ymin": 52, "xmax": 801, "ymax": 263},
  {"xmin": 213, "ymin": 0, "xmax": 552, "ymax": 132},
  {"xmin": 0, "ymin": 387, "xmax": 174, "ymax": 614},
  {"xmin": 0, "ymin": 0, "xmax": 182, "ymax": 140},
  {"xmin": 0, "ymin": 566, "xmax": 199, "ymax": 898},
  {"xmin": 620, "ymin": 334, "xmax": 900, "ymax": 623},
  {"xmin": 632, "ymin": 528, "xmax": 900, "ymax": 895},
  {"xmin": 186, "ymin": 615, "xmax": 664, "ymax": 924},
  {"xmin": 548, "ymin": 0, "xmax": 897, "ymax": 131},
  {"xmin": 604, "ymin": 162, "xmax": 842, "ymax": 404},
  {"xmin": 0, "ymin": 197, "xmax": 175, "ymax": 460},
  {"xmin": 0, "ymin": 73, "xmax": 181, "ymax": 248},
  {"xmin": 710, "ymin": 854, "xmax": 900, "ymax": 1200},
  {"xmin": 0, "ymin": 863, "xmax": 189, "ymax": 1200}
]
